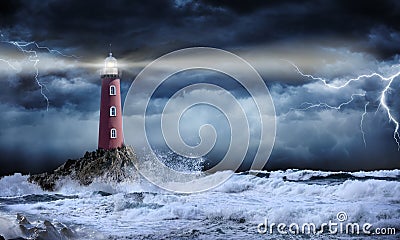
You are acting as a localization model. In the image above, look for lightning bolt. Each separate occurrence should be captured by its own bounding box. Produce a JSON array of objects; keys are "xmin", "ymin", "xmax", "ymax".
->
[
  {"xmin": 360, "ymin": 102, "xmax": 369, "ymax": 148},
  {"xmin": 285, "ymin": 60, "xmax": 400, "ymax": 150},
  {"xmin": 0, "ymin": 40, "xmax": 78, "ymax": 111},
  {"xmin": 289, "ymin": 93, "xmax": 366, "ymax": 112},
  {"xmin": 380, "ymin": 76, "xmax": 400, "ymax": 150},
  {"xmin": 0, "ymin": 58, "xmax": 19, "ymax": 71},
  {"xmin": 8, "ymin": 41, "xmax": 79, "ymax": 59}
]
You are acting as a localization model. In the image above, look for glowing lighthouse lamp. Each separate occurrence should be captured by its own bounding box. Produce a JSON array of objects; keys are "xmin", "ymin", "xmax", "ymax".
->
[{"xmin": 98, "ymin": 52, "xmax": 124, "ymax": 150}]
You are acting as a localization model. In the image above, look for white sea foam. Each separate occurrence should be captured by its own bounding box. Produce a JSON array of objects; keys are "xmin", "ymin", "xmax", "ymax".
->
[
  {"xmin": 0, "ymin": 173, "xmax": 44, "ymax": 197},
  {"xmin": 0, "ymin": 170, "xmax": 399, "ymax": 239},
  {"xmin": 264, "ymin": 169, "xmax": 400, "ymax": 181},
  {"xmin": 0, "ymin": 214, "xmax": 22, "ymax": 239}
]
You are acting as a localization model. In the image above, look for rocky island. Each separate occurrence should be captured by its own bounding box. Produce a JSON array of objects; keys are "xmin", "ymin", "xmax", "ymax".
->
[{"xmin": 28, "ymin": 146, "xmax": 137, "ymax": 191}]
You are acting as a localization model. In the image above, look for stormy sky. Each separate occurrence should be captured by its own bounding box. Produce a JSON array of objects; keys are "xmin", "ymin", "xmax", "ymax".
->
[{"xmin": 0, "ymin": 0, "xmax": 399, "ymax": 176}]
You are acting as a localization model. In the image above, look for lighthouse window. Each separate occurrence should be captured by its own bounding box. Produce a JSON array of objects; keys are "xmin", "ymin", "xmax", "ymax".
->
[
  {"xmin": 110, "ymin": 128, "xmax": 117, "ymax": 139},
  {"xmin": 109, "ymin": 85, "xmax": 116, "ymax": 95},
  {"xmin": 110, "ymin": 106, "xmax": 117, "ymax": 116}
]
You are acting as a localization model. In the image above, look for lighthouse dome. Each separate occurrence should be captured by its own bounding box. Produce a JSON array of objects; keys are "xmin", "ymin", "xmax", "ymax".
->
[{"xmin": 101, "ymin": 52, "xmax": 119, "ymax": 77}]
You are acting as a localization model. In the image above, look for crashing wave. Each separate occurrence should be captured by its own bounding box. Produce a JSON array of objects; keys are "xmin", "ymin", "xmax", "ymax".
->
[{"xmin": 244, "ymin": 169, "xmax": 400, "ymax": 182}]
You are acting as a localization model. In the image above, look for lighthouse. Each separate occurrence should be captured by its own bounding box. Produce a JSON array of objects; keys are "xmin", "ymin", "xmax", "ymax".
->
[{"xmin": 98, "ymin": 52, "xmax": 124, "ymax": 149}]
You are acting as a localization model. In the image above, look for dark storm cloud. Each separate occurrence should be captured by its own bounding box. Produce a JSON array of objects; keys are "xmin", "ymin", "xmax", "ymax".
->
[
  {"xmin": 268, "ymin": 108, "xmax": 400, "ymax": 171},
  {"xmin": 0, "ymin": 0, "xmax": 399, "ymax": 176},
  {"xmin": 0, "ymin": 0, "xmax": 21, "ymax": 27},
  {"xmin": 2, "ymin": 0, "xmax": 399, "ymax": 58},
  {"xmin": 0, "ymin": 104, "xmax": 98, "ymax": 176},
  {"xmin": 6, "ymin": 0, "xmax": 215, "ymax": 57}
]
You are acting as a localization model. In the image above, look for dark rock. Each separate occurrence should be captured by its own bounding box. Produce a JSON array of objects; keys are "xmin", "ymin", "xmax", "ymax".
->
[
  {"xmin": 16, "ymin": 214, "xmax": 74, "ymax": 240},
  {"xmin": 93, "ymin": 191, "xmax": 113, "ymax": 196},
  {"xmin": 60, "ymin": 227, "xmax": 74, "ymax": 238},
  {"xmin": 28, "ymin": 146, "xmax": 137, "ymax": 191},
  {"xmin": 17, "ymin": 213, "xmax": 31, "ymax": 225}
]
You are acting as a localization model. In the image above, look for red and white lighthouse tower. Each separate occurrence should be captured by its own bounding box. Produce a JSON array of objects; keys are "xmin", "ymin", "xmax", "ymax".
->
[{"xmin": 98, "ymin": 52, "xmax": 124, "ymax": 149}]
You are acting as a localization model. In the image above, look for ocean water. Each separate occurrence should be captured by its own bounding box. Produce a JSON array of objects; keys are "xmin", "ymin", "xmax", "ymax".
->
[{"xmin": 0, "ymin": 169, "xmax": 399, "ymax": 239}]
